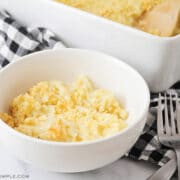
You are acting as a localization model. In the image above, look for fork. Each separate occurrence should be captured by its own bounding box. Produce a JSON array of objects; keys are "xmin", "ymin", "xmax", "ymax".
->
[
  {"xmin": 157, "ymin": 91, "xmax": 180, "ymax": 179},
  {"xmin": 147, "ymin": 91, "xmax": 180, "ymax": 180}
]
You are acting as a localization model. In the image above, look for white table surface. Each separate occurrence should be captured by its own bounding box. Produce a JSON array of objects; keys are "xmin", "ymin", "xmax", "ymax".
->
[{"xmin": 0, "ymin": 144, "xmax": 162, "ymax": 180}]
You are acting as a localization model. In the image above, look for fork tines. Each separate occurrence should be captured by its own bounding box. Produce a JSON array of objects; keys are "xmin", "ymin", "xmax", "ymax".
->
[{"xmin": 158, "ymin": 91, "xmax": 180, "ymax": 136}]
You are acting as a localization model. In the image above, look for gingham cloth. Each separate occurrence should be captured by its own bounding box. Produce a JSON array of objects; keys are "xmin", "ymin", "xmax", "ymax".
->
[{"xmin": 0, "ymin": 10, "xmax": 177, "ymax": 167}]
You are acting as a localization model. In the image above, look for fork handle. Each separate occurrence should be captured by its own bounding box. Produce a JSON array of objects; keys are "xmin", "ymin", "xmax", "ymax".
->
[
  {"xmin": 175, "ymin": 148, "xmax": 180, "ymax": 180},
  {"xmin": 147, "ymin": 157, "xmax": 176, "ymax": 180}
]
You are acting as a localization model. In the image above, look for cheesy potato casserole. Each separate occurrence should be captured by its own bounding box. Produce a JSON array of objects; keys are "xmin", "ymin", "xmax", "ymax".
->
[
  {"xmin": 0, "ymin": 76, "xmax": 128, "ymax": 142},
  {"xmin": 55, "ymin": 0, "xmax": 180, "ymax": 36}
]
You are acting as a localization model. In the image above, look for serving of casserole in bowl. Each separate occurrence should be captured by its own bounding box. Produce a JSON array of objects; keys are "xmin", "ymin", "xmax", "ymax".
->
[
  {"xmin": 0, "ymin": 49, "xmax": 150, "ymax": 172},
  {"xmin": 0, "ymin": 0, "xmax": 180, "ymax": 92}
]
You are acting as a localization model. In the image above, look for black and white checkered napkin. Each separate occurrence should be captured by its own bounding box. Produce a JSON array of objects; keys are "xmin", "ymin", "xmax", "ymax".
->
[{"xmin": 0, "ymin": 10, "xmax": 178, "ymax": 167}]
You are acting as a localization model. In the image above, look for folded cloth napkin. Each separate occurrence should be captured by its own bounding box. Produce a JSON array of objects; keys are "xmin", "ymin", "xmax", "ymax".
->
[{"xmin": 0, "ymin": 10, "xmax": 177, "ymax": 167}]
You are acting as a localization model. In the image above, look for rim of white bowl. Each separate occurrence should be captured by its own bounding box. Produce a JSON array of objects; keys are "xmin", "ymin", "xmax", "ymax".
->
[{"xmin": 0, "ymin": 48, "xmax": 150, "ymax": 146}]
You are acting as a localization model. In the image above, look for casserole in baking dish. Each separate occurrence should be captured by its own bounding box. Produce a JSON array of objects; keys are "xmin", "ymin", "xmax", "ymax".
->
[
  {"xmin": 55, "ymin": 0, "xmax": 180, "ymax": 37},
  {"xmin": 0, "ymin": 0, "xmax": 179, "ymax": 91}
]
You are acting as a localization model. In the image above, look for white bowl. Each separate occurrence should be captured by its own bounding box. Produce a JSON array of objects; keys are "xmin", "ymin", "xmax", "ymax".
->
[
  {"xmin": 0, "ymin": 0, "xmax": 179, "ymax": 92},
  {"xmin": 0, "ymin": 49, "xmax": 150, "ymax": 172}
]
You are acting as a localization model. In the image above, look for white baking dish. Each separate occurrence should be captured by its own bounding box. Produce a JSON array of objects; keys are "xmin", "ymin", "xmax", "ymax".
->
[{"xmin": 0, "ymin": 0, "xmax": 180, "ymax": 92}]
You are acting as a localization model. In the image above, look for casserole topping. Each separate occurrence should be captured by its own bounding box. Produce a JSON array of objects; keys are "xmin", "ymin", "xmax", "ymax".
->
[
  {"xmin": 56, "ymin": 0, "xmax": 180, "ymax": 37},
  {"xmin": 0, "ymin": 76, "xmax": 128, "ymax": 142}
]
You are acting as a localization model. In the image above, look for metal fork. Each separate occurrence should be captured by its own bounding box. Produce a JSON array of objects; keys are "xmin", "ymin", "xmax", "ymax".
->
[
  {"xmin": 157, "ymin": 91, "xmax": 180, "ymax": 179},
  {"xmin": 148, "ymin": 91, "xmax": 180, "ymax": 180}
]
